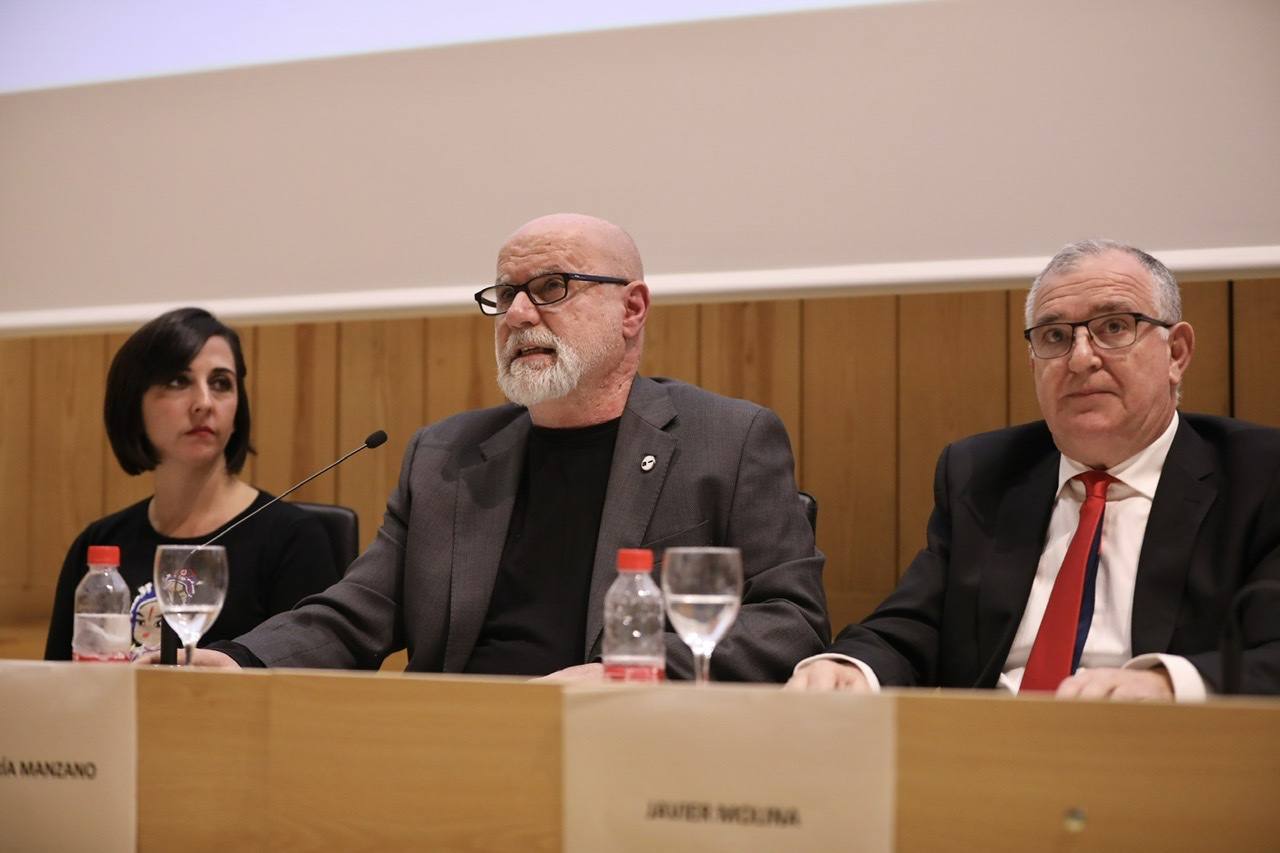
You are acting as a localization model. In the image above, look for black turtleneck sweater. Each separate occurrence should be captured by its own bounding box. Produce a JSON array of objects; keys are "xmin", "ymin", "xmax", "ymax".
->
[{"xmin": 464, "ymin": 417, "xmax": 620, "ymax": 676}]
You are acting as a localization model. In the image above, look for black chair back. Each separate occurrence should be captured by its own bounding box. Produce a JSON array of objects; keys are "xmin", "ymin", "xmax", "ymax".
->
[
  {"xmin": 798, "ymin": 490, "xmax": 818, "ymax": 534},
  {"xmin": 292, "ymin": 501, "xmax": 360, "ymax": 574}
]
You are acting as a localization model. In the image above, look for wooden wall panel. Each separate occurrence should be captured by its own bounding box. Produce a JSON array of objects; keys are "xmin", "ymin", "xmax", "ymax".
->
[
  {"xmin": 640, "ymin": 303, "xmax": 700, "ymax": 385},
  {"xmin": 1178, "ymin": 280, "xmax": 1231, "ymax": 417},
  {"xmin": 1233, "ymin": 279, "xmax": 1280, "ymax": 428},
  {"xmin": 425, "ymin": 314, "xmax": 505, "ymax": 424},
  {"xmin": 3, "ymin": 278, "xmax": 1272, "ymax": 657},
  {"xmin": 0, "ymin": 339, "xmax": 34, "ymax": 622},
  {"xmin": 237, "ymin": 325, "xmax": 258, "ymax": 485},
  {"xmin": 699, "ymin": 300, "xmax": 803, "ymax": 469},
  {"xmin": 898, "ymin": 292, "xmax": 1009, "ymax": 570},
  {"xmin": 336, "ymin": 319, "xmax": 427, "ymax": 551},
  {"xmin": 802, "ymin": 295, "xmax": 898, "ymax": 631},
  {"xmin": 0, "ymin": 622, "xmax": 46, "ymax": 659},
  {"xmin": 1006, "ymin": 289, "xmax": 1039, "ymax": 426},
  {"xmin": 252, "ymin": 323, "xmax": 339, "ymax": 503},
  {"xmin": 27, "ymin": 335, "xmax": 108, "ymax": 622},
  {"xmin": 101, "ymin": 331, "xmax": 153, "ymax": 512}
]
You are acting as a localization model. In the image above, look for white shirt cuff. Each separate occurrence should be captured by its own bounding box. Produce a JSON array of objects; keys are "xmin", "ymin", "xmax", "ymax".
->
[
  {"xmin": 793, "ymin": 653, "xmax": 882, "ymax": 692},
  {"xmin": 1125, "ymin": 653, "xmax": 1209, "ymax": 702}
]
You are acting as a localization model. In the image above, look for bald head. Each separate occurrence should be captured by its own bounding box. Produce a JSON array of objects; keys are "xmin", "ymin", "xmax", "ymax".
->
[
  {"xmin": 499, "ymin": 213, "xmax": 643, "ymax": 282},
  {"xmin": 491, "ymin": 213, "xmax": 651, "ymax": 427}
]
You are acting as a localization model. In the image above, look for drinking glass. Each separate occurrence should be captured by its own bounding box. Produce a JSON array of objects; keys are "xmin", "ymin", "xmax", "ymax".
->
[
  {"xmin": 661, "ymin": 547, "xmax": 743, "ymax": 685},
  {"xmin": 153, "ymin": 545, "xmax": 228, "ymax": 666}
]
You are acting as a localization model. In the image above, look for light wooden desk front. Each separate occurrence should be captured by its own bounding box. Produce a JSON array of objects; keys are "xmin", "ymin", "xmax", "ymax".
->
[{"xmin": 132, "ymin": 668, "xmax": 1278, "ymax": 852}]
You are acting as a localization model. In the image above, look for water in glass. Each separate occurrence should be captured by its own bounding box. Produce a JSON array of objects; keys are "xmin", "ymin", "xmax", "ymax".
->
[
  {"xmin": 153, "ymin": 545, "xmax": 228, "ymax": 666},
  {"xmin": 665, "ymin": 593, "xmax": 740, "ymax": 655},
  {"xmin": 661, "ymin": 547, "xmax": 743, "ymax": 685}
]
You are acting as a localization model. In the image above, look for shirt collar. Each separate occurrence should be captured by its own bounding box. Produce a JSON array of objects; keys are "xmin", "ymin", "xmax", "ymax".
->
[{"xmin": 1056, "ymin": 411, "xmax": 1179, "ymax": 500}]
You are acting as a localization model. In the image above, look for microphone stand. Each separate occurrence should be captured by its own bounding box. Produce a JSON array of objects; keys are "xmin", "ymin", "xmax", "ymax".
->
[
  {"xmin": 158, "ymin": 429, "xmax": 387, "ymax": 665},
  {"xmin": 201, "ymin": 430, "xmax": 387, "ymax": 550}
]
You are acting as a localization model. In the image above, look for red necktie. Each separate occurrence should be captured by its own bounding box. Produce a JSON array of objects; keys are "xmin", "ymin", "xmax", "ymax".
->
[{"xmin": 1021, "ymin": 471, "xmax": 1115, "ymax": 693}]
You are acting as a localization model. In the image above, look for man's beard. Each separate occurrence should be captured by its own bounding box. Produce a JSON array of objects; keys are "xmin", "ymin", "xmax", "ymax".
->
[{"xmin": 496, "ymin": 326, "xmax": 608, "ymax": 408}]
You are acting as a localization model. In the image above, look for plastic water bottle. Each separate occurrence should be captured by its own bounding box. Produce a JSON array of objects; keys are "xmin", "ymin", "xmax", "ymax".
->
[
  {"xmin": 603, "ymin": 548, "xmax": 666, "ymax": 682},
  {"xmin": 71, "ymin": 545, "xmax": 132, "ymax": 662}
]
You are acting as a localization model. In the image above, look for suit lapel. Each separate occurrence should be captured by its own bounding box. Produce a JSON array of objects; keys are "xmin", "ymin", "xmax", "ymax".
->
[
  {"xmin": 583, "ymin": 377, "xmax": 677, "ymax": 659},
  {"xmin": 443, "ymin": 414, "xmax": 530, "ymax": 672},
  {"xmin": 1131, "ymin": 419, "xmax": 1217, "ymax": 654},
  {"xmin": 975, "ymin": 449, "xmax": 1059, "ymax": 686}
]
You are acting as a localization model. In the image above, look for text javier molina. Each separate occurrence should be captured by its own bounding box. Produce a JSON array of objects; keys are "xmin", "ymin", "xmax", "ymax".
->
[{"xmin": 646, "ymin": 800, "xmax": 801, "ymax": 828}]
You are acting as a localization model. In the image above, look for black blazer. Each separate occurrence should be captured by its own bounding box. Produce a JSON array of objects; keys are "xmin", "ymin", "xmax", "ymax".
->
[{"xmin": 829, "ymin": 414, "xmax": 1280, "ymax": 695}]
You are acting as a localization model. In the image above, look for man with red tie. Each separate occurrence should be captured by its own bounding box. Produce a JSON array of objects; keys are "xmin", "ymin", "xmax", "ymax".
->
[{"xmin": 788, "ymin": 239, "xmax": 1280, "ymax": 699}]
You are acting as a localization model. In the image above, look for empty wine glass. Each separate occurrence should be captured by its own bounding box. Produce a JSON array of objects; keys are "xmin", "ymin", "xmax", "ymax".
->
[
  {"xmin": 661, "ymin": 547, "xmax": 743, "ymax": 685},
  {"xmin": 153, "ymin": 545, "xmax": 228, "ymax": 666}
]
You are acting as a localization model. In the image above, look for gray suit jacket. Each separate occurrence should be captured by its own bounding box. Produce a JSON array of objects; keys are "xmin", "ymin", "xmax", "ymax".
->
[{"xmin": 238, "ymin": 376, "xmax": 830, "ymax": 682}]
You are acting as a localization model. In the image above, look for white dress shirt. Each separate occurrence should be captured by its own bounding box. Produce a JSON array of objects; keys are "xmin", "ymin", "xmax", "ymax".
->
[{"xmin": 802, "ymin": 412, "xmax": 1209, "ymax": 701}]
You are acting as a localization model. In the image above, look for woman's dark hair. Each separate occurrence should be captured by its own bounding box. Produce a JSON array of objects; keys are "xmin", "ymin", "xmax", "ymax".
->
[{"xmin": 104, "ymin": 307, "xmax": 253, "ymax": 475}]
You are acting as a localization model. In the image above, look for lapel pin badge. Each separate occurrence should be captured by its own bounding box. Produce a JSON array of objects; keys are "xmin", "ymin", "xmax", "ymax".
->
[{"xmin": 640, "ymin": 454, "xmax": 656, "ymax": 472}]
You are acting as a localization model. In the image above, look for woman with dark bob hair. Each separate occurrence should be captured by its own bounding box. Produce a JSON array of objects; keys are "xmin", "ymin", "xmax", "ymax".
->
[{"xmin": 45, "ymin": 308, "xmax": 338, "ymax": 659}]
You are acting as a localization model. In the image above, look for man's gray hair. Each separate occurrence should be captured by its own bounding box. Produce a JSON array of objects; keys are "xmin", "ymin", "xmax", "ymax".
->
[{"xmin": 1024, "ymin": 239, "xmax": 1182, "ymax": 327}]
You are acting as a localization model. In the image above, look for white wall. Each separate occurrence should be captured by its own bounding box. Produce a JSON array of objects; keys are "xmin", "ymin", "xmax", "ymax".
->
[
  {"xmin": 0, "ymin": 0, "xmax": 904, "ymax": 93},
  {"xmin": 2, "ymin": 0, "xmax": 1278, "ymax": 332}
]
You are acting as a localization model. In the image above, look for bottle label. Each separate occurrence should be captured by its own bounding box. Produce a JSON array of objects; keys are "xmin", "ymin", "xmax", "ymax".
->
[
  {"xmin": 604, "ymin": 662, "xmax": 666, "ymax": 683},
  {"xmin": 71, "ymin": 613, "xmax": 132, "ymax": 662},
  {"xmin": 71, "ymin": 650, "xmax": 132, "ymax": 663}
]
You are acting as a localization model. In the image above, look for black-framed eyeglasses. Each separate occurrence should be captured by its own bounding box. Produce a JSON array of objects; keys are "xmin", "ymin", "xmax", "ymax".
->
[
  {"xmin": 473, "ymin": 272, "xmax": 630, "ymax": 316},
  {"xmin": 1023, "ymin": 312, "xmax": 1172, "ymax": 359}
]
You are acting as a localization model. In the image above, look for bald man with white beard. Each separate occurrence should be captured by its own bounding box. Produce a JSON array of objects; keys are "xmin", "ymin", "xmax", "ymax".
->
[{"xmin": 189, "ymin": 213, "xmax": 830, "ymax": 681}]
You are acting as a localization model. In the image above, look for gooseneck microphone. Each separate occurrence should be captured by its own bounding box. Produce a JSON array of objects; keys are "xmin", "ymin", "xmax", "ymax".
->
[
  {"xmin": 200, "ymin": 429, "xmax": 388, "ymax": 549},
  {"xmin": 160, "ymin": 430, "xmax": 387, "ymax": 664}
]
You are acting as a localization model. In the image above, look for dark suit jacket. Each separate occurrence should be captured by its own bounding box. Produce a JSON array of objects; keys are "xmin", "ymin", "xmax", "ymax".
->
[
  {"xmin": 237, "ymin": 376, "xmax": 830, "ymax": 682},
  {"xmin": 829, "ymin": 414, "xmax": 1280, "ymax": 695}
]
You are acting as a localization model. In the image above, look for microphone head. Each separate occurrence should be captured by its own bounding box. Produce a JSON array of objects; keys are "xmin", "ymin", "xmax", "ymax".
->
[{"xmin": 364, "ymin": 430, "xmax": 388, "ymax": 449}]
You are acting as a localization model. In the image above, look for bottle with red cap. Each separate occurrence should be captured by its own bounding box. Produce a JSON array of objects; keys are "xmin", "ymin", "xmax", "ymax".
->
[
  {"xmin": 71, "ymin": 545, "xmax": 132, "ymax": 662},
  {"xmin": 602, "ymin": 548, "xmax": 666, "ymax": 682}
]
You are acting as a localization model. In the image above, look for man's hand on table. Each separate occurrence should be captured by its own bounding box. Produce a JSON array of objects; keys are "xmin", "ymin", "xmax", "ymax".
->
[
  {"xmin": 1054, "ymin": 667, "xmax": 1174, "ymax": 701},
  {"xmin": 135, "ymin": 649, "xmax": 241, "ymax": 669},
  {"xmin": 784, "ymin": 659, "xmax": 872, "ymax": 692},
  {"xmin": 532, "ymin": 662, "xmax": 605, "ymax": 683}
]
